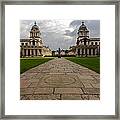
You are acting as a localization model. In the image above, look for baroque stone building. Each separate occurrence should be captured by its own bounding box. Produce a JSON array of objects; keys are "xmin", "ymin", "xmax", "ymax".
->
[
  {"xmin": 75, "ymin": 22, "xmax": 100, "ymax": 56},
  {"xmin": 20, "ymin": 22, "xmax": 52, "ymax": 57}
]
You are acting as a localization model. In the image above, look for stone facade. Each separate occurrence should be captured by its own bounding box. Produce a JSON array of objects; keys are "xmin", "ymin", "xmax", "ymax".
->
[
  {"xmin": 75, "ymin": 22, "xmax": 100, "ymax": 56},
  {"xmin": 20, "ymin": 22, "xmax": 52, "ymax": 57}
]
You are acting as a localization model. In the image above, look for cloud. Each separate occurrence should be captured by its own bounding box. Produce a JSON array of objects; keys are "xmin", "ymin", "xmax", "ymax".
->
[
  {"xmin": 64, "ymin": 35, "xmax": 72, "ymax": 39},
  {"xmin": 69, "ymin": 20, "xmax": 81, "ymax": 29},
  {"xmin": 64, "ymin": 29, "xmax": 77, "ymax": 37}
]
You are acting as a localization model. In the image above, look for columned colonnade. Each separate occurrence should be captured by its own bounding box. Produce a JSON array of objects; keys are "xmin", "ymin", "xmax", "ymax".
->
[
  {"xmin": 76, "ymin": 47, "xmax": 100, "ymax": 56},
  {"xmin": 21, "ymin": 48, "xmax": 42, "ymax": 57}
]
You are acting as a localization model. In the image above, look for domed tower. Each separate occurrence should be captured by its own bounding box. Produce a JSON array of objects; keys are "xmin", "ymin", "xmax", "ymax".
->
[
  {"xmin": 78, "ymin": 21, "xmax": 89, "ymax": 38},
  {"xmin": 30, "ymin": 21, "xmax": 41, "ymax": 38},
  {"xmin": 77, "ymin": 21, "xmax": 90, "ymax": 46},
  {"xmin": 29, "ymin": 21, "xmax": 43, "ymax": 46}
]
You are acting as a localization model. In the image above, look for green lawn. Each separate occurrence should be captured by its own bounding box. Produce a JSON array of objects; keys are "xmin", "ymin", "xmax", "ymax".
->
[
  {"xmin": 20, "ymin": 57, "xmax": 53, "ymax": 74},
  {"xmin": 66, "ymin": 57, "xmax": 100, "ymax": 73}
]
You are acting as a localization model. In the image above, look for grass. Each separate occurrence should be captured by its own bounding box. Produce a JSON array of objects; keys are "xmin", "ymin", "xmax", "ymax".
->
[
  {"xmin": 66, "ymin": 57, "xmax": 100, "ymax": 73},
  {"xmin": 20, "ymin": 57, "xmax": 53, "ymax": 74}
]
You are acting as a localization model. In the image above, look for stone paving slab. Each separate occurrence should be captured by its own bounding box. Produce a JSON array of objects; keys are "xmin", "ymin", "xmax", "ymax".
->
[
  {"xmin": 82, "ymin": 82, "xmax": 93, "ymax": 88},
  {"xmin": 20, "ymin": 95, "xmax": 33, "ymax": 100},
  {"xmin": 91, "ymin": 83, "xmax": 100, "ymax": 88},
  {"xmin": 20, "ymin": 88, "xmax": 35, "ymax": 95},
  {"xmin": 81, "ymin": 94, "xmax": 100, "ymax": 100},
  {"xmin": 54, "ymin": 88, "xmax": 83, "ymax": 94},
  {"xmin": 20, "ymin": 80, "xmax": 31, "ymax": 88},
  {"xmin": 20, "ymin": 58, "xmax": 100, "ymax": 100},
  {"xmin": 31, "ymin": 94, "xmax": 60, "ymax": 100},
  {"xmin": 34, "ymin": 88, "xmax": 53, "ymax": 94},
  {"xmin": 28, "ymin": 82, "xmax": 38, "ymax": 88},
  {"xmin": 61, "ymin": 94, "xmax": 83, "ymax": 100},
  {"xmin": 82, "ymin": 88, "xmax": 100, "ymax": 95}
]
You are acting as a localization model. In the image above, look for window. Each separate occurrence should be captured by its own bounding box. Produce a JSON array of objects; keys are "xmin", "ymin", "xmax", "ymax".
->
[{"xmin": 25, "ymin": 43, "xmax": 28, "ymax": 46}]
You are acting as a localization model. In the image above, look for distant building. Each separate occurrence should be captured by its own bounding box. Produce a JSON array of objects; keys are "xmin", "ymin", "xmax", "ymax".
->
[
  {"xmin": 55, "ymin": 51, "xmax": 59, "ymax": 56},
  {"xmin": 75, "ymin": 21, "xmax": 100, "ymax": 56},
  {"xmin": 60, "ymin": 49, "xmax": 66, "ymax": 56},
  {"xmin": 20, "ymin": 22, "xmax": 52, "ymax": 57}
]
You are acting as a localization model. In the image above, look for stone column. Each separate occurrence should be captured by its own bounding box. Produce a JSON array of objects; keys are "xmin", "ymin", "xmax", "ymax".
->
[
  {"xmin": 36, "ymin": 49, "xmax": 37, "ymax": 56},
  {"xmin": 26, "ymin": 49, "xmax": 28, "ymax": 56},
  {"xmin": 30, "ymin": 49, "xmax": 32, "ymax": 56},
  {"xmin": 76, "ymin": 48, "xmax": 78, "ymax": 56},
  {"xmin": 95, "ymin": 48, "xmax": 97, "ymax": 55},
  {"xmin": 32, "ymin": 49, "xmax": 34, "ymax": 56},
  {"xmin": 24, "ymin": 49, "xmax": 26, "ymax": 57},
  {"xmin": 29, "ymin": 42, "xmax": 31, "ymax": 46},
  {"xmin": 33, "ymin": 49, "xmax": 36, "ymax": 56},
  {"xmin": 80, "ymin": 48, "xmax": 81, "ymax": 56},
  {"xmin": 98, "ymin": 47, "xmax": 100, "ymax": 55},
  {"xmin": 88, "ymin": 49, "xmax": 90, "ymax": 56},
  {"xmin": 31, "ymin": 49, "xmax": 33, "ymax": 56},
  {"xmin": 81, "ymin": 49, "xmax": 83, "ymax": 56},
  {"xmin": 93, "ymin": 48, "xmax": 95, "ymax": 55},
  {"xmin": 84, "ymin": 48, "xmax": 86, "ymax": 56},
  {"xmin": 88, "ymin": 41, "xmax": 89, "ymax": 45},
  {"xmin": 37, "ymin": 49, "xmax": 40, "ymax": 56},
  {"xmin": 87, "ymin": 49, "xmax": 89, "ymax": 56},
  {"xmin": 91, "ymin": 49, "xmax": 93, "ymax": 56},
  {"xmin": 22, "ymin": 49, "xmax": 24, "ymax": 57}
]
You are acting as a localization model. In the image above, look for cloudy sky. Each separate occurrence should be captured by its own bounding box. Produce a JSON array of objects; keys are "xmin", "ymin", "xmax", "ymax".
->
[{"xmin": 20, "ymin": 20, "xmax": 100, "ymax": 50}]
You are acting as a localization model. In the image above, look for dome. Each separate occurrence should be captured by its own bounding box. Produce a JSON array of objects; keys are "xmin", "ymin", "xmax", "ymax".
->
[
  {"xmin": 79, "ymin": 22, "xmax": 88, "ymax": 31},
  {"xmin": 31, "ymin": 21, "xmax": 39, "ymax": 30},
  {"xmin": 30, "ymin": 21, "xmax": 41, "ymax": 38}
]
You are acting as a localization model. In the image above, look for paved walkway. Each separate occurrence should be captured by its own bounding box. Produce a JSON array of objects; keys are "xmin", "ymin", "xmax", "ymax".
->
[{"xmin": 20, "ymin": 58, "xmax": 100, "ymax": 100}]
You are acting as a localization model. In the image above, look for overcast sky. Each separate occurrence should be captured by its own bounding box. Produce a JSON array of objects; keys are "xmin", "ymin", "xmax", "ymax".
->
[{"xmin": 20, "ymin": 20, "xmax": 100, "ymax": 50}]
